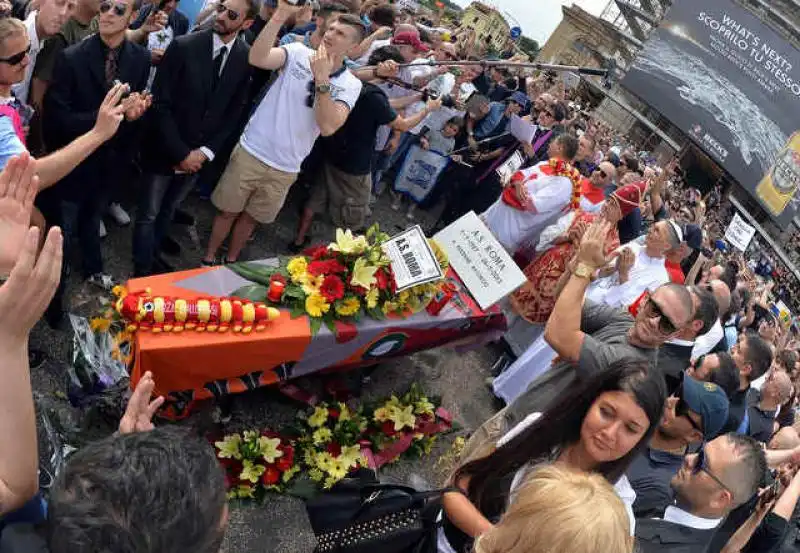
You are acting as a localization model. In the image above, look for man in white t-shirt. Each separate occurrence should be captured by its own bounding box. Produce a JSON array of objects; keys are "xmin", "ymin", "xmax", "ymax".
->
[{"xmin": 203, "ymin": 1, "xmax": 363, "ymax": 265}]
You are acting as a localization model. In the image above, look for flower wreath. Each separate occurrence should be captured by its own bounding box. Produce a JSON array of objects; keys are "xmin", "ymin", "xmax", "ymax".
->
[{"xmin": 547, "ymin": 158, "xmax": 583, "ymax": 211}]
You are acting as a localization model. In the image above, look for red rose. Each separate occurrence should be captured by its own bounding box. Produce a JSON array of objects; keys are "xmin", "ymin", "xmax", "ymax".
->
[
  {"xmin": 320, "ymin": 275, "xmax": 345, "ymax": 302},
  {"xmin": 303, "ymin": 245, "xmax": 329, "ymax": 259},
  {"xmin": 262, "ymin": 466, "xmax": 280, "ymax": 486},
  {"xmin": 276, "ymin": 456, "xmax": 294, "ymax": 472},
  {"xmin": 326, "ymin": 442, "xmax": 342, "ymax": 456},
  {"xmin": 375, "ymin": 269, "xmax": 390, "ymax": 291},
  {"xmin": 381, "ymin": 421, "xmax": 396, "ymax": 436},
  {"xmin": 279, "ymin": 444, "xmax": 295, "ymax": 465},
  {"xmin": 329, "ymin": 408, "xmax": 340, "ymax": 419},
  {"xmin": 269, "ymin": 273, "xmax": 287, "ymax": 286},
  {"xmin": 308, "ymin": 260, "xmax": 347, "ymax": 276}
]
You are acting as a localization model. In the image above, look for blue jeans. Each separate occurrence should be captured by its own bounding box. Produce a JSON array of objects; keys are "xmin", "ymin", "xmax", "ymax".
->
[
  {"xmin": 61, "ymin": 195, "xmax": 105, "ymax": 278},
  {"xmin": 132, "ymin": 173, "xmax": 198, "ymax": 275}
]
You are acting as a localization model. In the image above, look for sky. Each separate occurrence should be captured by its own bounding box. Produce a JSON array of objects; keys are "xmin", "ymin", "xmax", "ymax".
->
[{"xmin": 450, "ymin": 0, "xmax": 610, "ymax": 45}]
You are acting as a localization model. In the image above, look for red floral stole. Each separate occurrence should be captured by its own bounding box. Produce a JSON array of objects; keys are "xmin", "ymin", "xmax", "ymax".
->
[{"xmin": 501, "ymin": 158, "xmax": 582, "ymax": 212}]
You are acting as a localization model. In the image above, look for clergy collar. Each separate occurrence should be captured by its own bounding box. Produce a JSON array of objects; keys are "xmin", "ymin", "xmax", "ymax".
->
[
  {"xmin": 666, "ymin": 338, "xmax": 695, "ymax": 347},
  {"xmin": 663, "ymin": 505, "xmax": 722, "ymax": 530}
]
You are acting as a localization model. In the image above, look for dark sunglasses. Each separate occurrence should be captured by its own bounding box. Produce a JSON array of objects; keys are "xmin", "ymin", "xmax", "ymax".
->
[
  {"xmin": 643, "ymin": 295, "xmax": 679, "ymax": 334},
  {"xmin": 595, "ymin": 169, "xmax": 608, "ymax": 179},
  {"xmin": 99, "ymin": 1, "xmax": 127, "ymax": 16},
  {"xmin": 693, "ymin": 444, "xmax": 732, "ymax": 497},
  {"xmin": 215, "ymin": 2, "xmax": 239, "ymax": 20},
  {"xmin": 675, "ymin": 386, "xmax": 703, "ymax": 434},
  {"xmin": 305, "ymin": 80, "xmax": 315, "ymax": 108},
  {"xmin": 544, "ymin": 110, "xmax": 555, "ymax": 118},
  {"xmin": 0, "ymin": 44, "xmax": 30, "ymax": 65},
  {"xmin": 692, "ymin": 354, "xmax": 707, "ymax": 371}
]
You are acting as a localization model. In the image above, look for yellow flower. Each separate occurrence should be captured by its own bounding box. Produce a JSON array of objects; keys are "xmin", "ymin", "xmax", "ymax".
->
[
  {"xmin": 258, "ymin": 436, "xmax": 284, "ymax": 464},
  {"xmin": 330, "ymin": 228, "xmax": 369, "ymax": 255},
  {"xmin": 373, "ymin": 406, "xmax": 392, "ymax": 422},
  {"xmin": 111, "ymin": 285, "xmax": 126, "ymax": 298},
  {"xmin": 429, "ymin": 239, "xmax": 449, "ymax": 271},
  {"xmin": 301, "ymin": 273, "xmax": 324, "ymax": 295},
  {"xmin": 338, "ymin": 403, "xmax": 351, "ymax": 422},
  {"xmin": 365, "ymin": 287, "xmax": 379, "ymax": 309},
  {"xmin": 323, "ymin": 476, "xmax": 338, "ymax": 489},
  {"xmin": 282, "ymin": 465, "xmax": 300, "ymax": 482},
  {"xmin": 350, "ymin": 257, "xmax": 378, "ymax": 290},
  {"xmin": 388, "ymin": 405, "xmax": 417, "ymax": 431},
  {"xmin": 335, "ymin": 297, "xmax": 361, "ymax": 317},
  {"xmin": 326, "ymin": 457, "xmax": 350, "ymax": 480},
  {"xmin": 414, "ymin": 398, "xmax": 435, "ymax": 416},
  {"xmin": 339, "ymin": 445, "xmax": 363, "ymax": 468},
  {"xmin": 382, "ymin": 300, "xmax": 399, "ymax": 315},
  {"xmin": 231, "ymin": 484, "xmax": 255, "ymax": 499},
  {"xmin": 242, "ymin": 430, "xmax": 259, "ymax": 442},
  {"xmin": 309, "ymin": 468, "xmax": 324, "ymax": 482},
  {"xmin": 239, "ymin": 460, "xmax": 265, "ymax": 483},
  {"xmin": 287, "ymin": 257, "xmax": 308, "ymax": 283},
  {"xmin": 305, "ymin": 294, "xmax": 331, "ymax": 318},
  {"xmin": 315, "ymin": 451, "xmax": 334, "ymax": 471},
  {"xmin": 308, "ymin": 406, "xmax": 330, "ymax": 428},
  {"xmin": 215, "ymin": 434, "xmax": 243, "ymax": 460},
  {"xmin": 89, "ymin": 317, "xmax": 112, "ymax": 333},
  {"xmin": 397, "ymin": 290, "xmax": 411, "ymax": 305},
  {"xmin": 312, "ymin": 427, "xmax": 333, "ymax": 445}
]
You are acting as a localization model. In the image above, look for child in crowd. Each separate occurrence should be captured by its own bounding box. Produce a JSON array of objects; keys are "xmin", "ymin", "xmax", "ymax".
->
[{"xmin": 392, "ymin": 116, "xmax": 463, "ymax": 220}]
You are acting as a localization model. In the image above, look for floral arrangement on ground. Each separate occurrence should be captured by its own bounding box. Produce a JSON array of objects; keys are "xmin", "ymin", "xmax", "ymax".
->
[
  {"xmin": 212, "ymin": 384, "xmax": 453, "ymax": 500},
  {"xmin": 228, "ymin": 225, "xmax": 449, "ymax": 335}
]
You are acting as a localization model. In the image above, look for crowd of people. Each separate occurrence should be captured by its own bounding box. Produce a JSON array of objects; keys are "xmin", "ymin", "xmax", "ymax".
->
[{"xmin": 2, "ymin": 0, "xmax": 800, "ymax": 551}]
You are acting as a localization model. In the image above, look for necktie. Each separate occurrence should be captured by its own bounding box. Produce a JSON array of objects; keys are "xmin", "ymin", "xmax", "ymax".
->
[
  {"xmin": 212, "ymin": 46, "xmax": 227, "ymax": 85},
  {"xmin": 105, "ymin": 47, "xmax": 119, "ymax": 88}
]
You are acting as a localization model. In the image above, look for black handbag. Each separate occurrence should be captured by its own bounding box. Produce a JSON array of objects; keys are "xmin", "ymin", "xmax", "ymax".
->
[{"xmin": 305, "ymin": 469, "xmax": 451, "ymax": 553}]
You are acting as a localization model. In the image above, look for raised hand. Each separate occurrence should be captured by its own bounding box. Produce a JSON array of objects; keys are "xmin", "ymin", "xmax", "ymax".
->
[
  {"xmin": 310, "ymin": 42, "xmax": 335, "ymax": 82},
  {"xmin": 577, "ymin": 221, "xmax": 612, "ymax": 268},
  {"xmin": 0, "ymin": 154, "xmax": 39, "ymax": 277},
  {"xmin": 616, "ymin": 247, "xmax": 636, "ymax": 276},
  {"xmin": 0, "ymin": 226, "xmax": 63, "ymax": 343},
  {"xmin": 119, "ymin": 371, "xmax": 165, "ymax": 434},
  {"xmin": 92, "ymin": 83, "xmax": 128, "ymax": 141}
]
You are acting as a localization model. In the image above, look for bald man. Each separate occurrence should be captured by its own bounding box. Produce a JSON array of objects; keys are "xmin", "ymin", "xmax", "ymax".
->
[
  {"xmin": 749, "ymin": 370, "xmax": 792, "ymax": 442},
  {"xmin": 692, "ymin": 279, "xmax": 732, "ymax": 358},
  {"xmin": 579, "ymin": 161, "xmax": 617, "ymax": 213}
]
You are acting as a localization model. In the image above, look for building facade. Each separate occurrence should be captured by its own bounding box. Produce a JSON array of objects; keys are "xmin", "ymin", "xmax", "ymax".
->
[{"xmin": 459, "ymin": 2, "xmax": 510, "ymax": 52}]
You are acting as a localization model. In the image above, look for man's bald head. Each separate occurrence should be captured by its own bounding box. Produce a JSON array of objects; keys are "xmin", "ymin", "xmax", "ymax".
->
[{"xmin": 709, "ymin": 280, "xmax": 731, "ymax": 315}]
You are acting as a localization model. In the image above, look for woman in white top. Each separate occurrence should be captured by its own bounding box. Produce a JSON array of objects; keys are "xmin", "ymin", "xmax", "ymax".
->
[
  {"xmin": 440, "ymin": 358, "xmax": 666, "ymax": 553},
  {"xmin": 475, "ymin": 466, "xmax": 634, "ymax": 553}
]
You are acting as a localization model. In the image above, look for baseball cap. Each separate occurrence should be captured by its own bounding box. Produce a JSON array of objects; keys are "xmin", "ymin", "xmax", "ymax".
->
[
  {"xmin": 392, "ymin": 32, "xmax": 430, "ymax": 53},
  {"xmin": 508, "ymin": 91, "xmax": 530, "ymax": 110},
  {"xmin": 682, "ymin": 224, "xmax": 703, "ymax": 250},
  {"xmin": 681, "ymin": 374, "xmax": 729, "ymax": 440}
]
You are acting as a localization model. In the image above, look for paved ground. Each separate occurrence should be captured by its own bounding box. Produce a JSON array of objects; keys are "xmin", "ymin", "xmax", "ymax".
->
[{"xmin": 27, "ymin": 178, "xmax": 500, "ymax": 553}]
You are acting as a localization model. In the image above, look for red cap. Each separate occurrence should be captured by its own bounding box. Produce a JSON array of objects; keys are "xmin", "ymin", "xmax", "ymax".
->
[
  {"xmin": 612, "ymin": 180, "xmax": 646, "ymax": 217},
  {"xmin": 392, "ymin": 32, "xmax": 430, "ymax": 52}
]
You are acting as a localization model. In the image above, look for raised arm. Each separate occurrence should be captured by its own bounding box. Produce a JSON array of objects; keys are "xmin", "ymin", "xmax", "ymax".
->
[
  {"xmin": 249, "ymin": 0, "xmax": 303, "ymax": 70},
  {"xmin": 309, "ymin": 43, "xmax": 352, "ymax": 136}
]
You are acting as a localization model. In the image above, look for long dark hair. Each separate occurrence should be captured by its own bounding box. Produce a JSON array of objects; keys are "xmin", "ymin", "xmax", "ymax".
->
[{"xmin": 456, "ymin": 358, "xmax": 666, "ymax": 517}]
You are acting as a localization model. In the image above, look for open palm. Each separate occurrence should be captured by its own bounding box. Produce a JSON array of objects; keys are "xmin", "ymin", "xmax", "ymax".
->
[{"xmin": 0, "ymin": 154, "xmax": 38, "ymax": 276}]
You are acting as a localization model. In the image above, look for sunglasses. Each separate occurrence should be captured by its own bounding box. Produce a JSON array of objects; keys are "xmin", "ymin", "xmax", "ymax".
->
[
  {"xmin": 643, "ymin": 294, "xmax": 679, "ymax": 334},
  {"xmin": 675, "ymin": 386, "xmax": 703, "ymax": 434},
  {"xmin": 693, "ymin": 444, "xmax": 732, "ymax": 497},
  {"xmin": 596, "ymin": 169, "xmax": 608, "ymax": 179},
  {"xmin": 544, "ymin": 110, "xmax": 555, "ymax": 118},
  {"xmin": 99, "ymin": 0, "xmax": 127, "ymax": 16},
  {"xmin": 305, "ymin": 80, "xmax": 316, "ymax": 108},
  {"xmin": 215, "ymin": 2, "xmax": 240, "ymax": 20},
  {"xmin": 0, "ymin": 44, "xmax": 30, "ymax": 65}
]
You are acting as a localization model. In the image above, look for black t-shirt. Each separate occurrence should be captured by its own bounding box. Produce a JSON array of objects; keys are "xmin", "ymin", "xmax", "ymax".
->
[
  {"xmin": 747, "ymin": 404, "xmax": 777, "ymax": 443},
  {"xmin": 322, "ymin": 83, "xmax": 397, "ymax": 175}
]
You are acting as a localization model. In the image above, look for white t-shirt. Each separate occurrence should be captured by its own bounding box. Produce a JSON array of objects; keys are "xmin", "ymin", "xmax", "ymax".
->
[
  {"xmin": 354, "ymin": 38, "xmax": 391, "ymax": 66},
  {"xmin": 240, "ymin": 42, "xmax": 362, "ymax": 173},
  {"xmin": 691, "ymin": 319, "xmax": 725, "ymax": 359},
  {"xmin": 481, "ymin": 162, "xmax": 574, "ymax": 253}
]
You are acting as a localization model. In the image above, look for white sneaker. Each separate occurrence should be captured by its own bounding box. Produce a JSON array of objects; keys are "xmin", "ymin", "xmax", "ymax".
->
[
  {"xmin": 99, "ymin": 220, "xmax": 107, "ymax": 238},
  {"xmin": 108, "ymin": 203, "xmax": 131, "ymax": 225}
]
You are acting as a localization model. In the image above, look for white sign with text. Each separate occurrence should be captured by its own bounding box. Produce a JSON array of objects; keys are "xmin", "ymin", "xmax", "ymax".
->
[
  {"xmin": 383, "ymin": 225, "xmax": 444, "ymax": 292},
  {"xmin": 725, "ymin": 212, "xmax": 756, "ymax": 252},
  {"xmin": 434, "ymin": 212, "xmax": 527, "ymax": 310}
]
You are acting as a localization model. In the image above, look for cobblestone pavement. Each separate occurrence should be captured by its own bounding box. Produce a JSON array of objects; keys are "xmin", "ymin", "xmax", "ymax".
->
[{"xmin": 28, "ymin": 178, "xmax": 500, "ymax": 553}]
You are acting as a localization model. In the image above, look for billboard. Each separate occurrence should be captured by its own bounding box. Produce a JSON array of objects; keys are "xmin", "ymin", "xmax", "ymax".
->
[{"xmin": 622, "ymin": 0, "xmax": 800, "ymax": 226}]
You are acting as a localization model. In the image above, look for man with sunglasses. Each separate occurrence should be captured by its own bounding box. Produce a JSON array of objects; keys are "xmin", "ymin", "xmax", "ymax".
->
[
  {"xmin": 133, "ymin": 0, "xmax": 256, "ymax": 276},
  {"xmin": 204, "ymin": 0, "xmax": 363, "ymax": 265},
  {"xmin": 628, "ymin": 375, "xmax": 729, "ymax": 519},
  {"xmin": 579, "ymin": 160, "xmax": 616, "ymax": 213},
  {"xmin": 635, "ymin": 433, "xmax": 765, "ymax": 553}
]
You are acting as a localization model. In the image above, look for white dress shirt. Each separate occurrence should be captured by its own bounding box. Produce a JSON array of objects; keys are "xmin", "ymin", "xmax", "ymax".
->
[
  {"xmin": 11, "ymin": 11, "xmax": 42, "ymax": 104},
  {"xmin": 691, "ymin": 319, "xmax": 725, "ymax": 359},
  {"xmin": 662, "ymin": 505, "xmax": 722, "ymax": 530}
]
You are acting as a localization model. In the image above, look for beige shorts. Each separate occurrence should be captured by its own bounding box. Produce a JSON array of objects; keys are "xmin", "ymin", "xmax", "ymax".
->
[
  {"xmin": 306, "ymin": 162, "xmax": 371, "ymax": 229},
  {"xmin": 212, "ymin": 145, "xmax": 298, "ymax": 224}
]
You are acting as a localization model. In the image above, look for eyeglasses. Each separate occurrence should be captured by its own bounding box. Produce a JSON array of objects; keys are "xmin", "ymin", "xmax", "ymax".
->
[
  {"xmin": 0, "ymin": 44, "xmax": 30, "ymax": 65},
  {"xmin": 675, "ymin": 386, "xmax": 703, "ymax": 434},
  {"xmin": 643, "ymin": 294, "xmax": 679, "ymax": 334},
  {"xmin": 215, "ymin": 2, "xmax": 240, "ymax": 20},
  {"xmin": 99, "ymin": 0, "xmax": 127, "ymax": 16},
  {"xmin": 693, "ymin": 444, "xmax": 732, "ymax": 497}
]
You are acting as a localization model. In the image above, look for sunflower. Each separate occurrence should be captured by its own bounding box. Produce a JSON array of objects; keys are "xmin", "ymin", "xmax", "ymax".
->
[
  {"xmin": 335, "ymin": 297, "xmax": 361, "ymax": 317},
  {"xmin": 305, "ymin": 294, "xmax": 331, "ymax": 317}
]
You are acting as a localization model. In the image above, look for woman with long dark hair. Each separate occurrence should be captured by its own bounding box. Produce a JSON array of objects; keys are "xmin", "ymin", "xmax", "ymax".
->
[{"xmin": 440, "ymin": 358, "xmax": 666, "ymax": 553}]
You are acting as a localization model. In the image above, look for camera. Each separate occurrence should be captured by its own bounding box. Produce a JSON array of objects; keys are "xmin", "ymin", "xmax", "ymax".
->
[{"xmin": 422, "ymin": 89, "xmax": 455, "ymax": 109}]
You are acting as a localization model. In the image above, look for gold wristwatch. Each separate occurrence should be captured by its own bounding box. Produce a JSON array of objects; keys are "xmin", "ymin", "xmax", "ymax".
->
[{"xmin": 571, "ymin": 261, "xmax": 596, "ymax": 280}]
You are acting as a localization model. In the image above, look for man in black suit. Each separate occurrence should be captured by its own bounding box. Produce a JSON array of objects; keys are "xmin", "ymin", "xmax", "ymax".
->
[
  {"xmin": 132, "ymin": 0, "xmax": 255, "ymax": 276},
  {"xmin": 44, "ymin": 0, "xmax": 151, "ymax": 291},
  {"xmin": 635, "ymin": 433, "xmax": 765, "ymax": 553}
]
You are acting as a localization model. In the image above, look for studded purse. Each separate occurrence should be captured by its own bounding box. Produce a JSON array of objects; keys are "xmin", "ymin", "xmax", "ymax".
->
[{"xmin": 306, "ymin": 470, "xmax": 454, "ymax": 553}]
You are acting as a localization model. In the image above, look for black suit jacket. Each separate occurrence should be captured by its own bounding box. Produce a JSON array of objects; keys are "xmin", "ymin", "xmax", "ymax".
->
[
  {"xmin": 43, "ymin": 34, "xmax": 150, "ymax": 201},
  {"xmin": 635, "ymin": 518, "xmax": 716, "ymax": 553},
  {"xmin": 142, "ymin": 30, "xmax": 251, "ymax": 173},
  {"xmin": 658, "ymin": 342, "xmax": 694, "ymax": 395}
]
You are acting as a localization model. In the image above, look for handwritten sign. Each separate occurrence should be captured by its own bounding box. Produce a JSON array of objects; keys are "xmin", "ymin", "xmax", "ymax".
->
[
  {"xmin": 724, "ymin": 212, "xmax": 756, "ymax": 252},
  {"xmin": 383, "ymin": 225, "xmax": 444, "ymax": 292},
  {"xmin": 434, "ymin": 212, "xmax": 527, "ymax": 310}
]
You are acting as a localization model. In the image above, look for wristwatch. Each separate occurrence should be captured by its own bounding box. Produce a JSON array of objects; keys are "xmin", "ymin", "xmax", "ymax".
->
[
  {"xmin": 571, "ymin": 261, "xmax": 596, "ymax": 280},
  {"xmin": 315, "ymin": 83, "xmax": 332, "ymax": 94}
]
